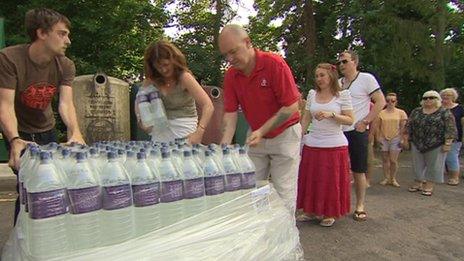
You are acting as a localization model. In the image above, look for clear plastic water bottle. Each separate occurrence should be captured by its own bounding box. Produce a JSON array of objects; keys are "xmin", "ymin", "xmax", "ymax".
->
[
  {"xmin": 117, "ymin": 149, "xmax": 127, "ymax": 163},
  {"xmin": 131, "ymin": 152, "xmax": 161, "ymax": 236},
  {"xmin": 147, "ymin": 149, "xmax": 161, "ymax": 172},
  {"xmin": 17, "ymin": 147, "xmax": 39, "ymax": 241},
  {"xmin": 222, "ymin": 148, "xmax": 242, "ymax": 200},
  {"xmin": 191, "ymin": 149, "xmax": 203, "ymax": 169},
  {"xmin": 182, "ymin": 150, "xmax": 206, "ymax": 217},
  {"xmin": 147, "ymin": 85, "xmax": 169, "ymax": 133},
  {"xmin": 124, "ymin": 150, "xmax": 137, "ymax": 174},
  {"xmin": 26, "ymin": 151, "xmax": 69, "ymax": 258},
  {"xmin": 43, "ymin": 142, "xmax": 59, "ymax": 159},
  {"xmin": 99, "ymin": 152, "xmax": 134, "ymax": 246},
  {"xmin": 237, "ymin": 148, "xmax": 257, "ymax": 192},
  {"xmin": 67, "ymin": 152, "xmax": 102, "ymax": 250},
  {"xmin": 171, "ymin": 149, "xmax": 184, "ymax": 175},
  {"xmin": 56, "ymin": 148, "xmax": 74, "ymax": 175},
  {"xmin": 19, "ymin": 148, "xmax": 39, "ymax": 213},
  {"xmin": 158, "ymin": 151, "xmax": 184, "ymax": 227},
  {"xmin": 203, "ymin": 150, "xmax": 225, "ymax": 209},
  {"xmin": 88, "ymin": 147, "xmax": 103, "ymax": 179},
  {"xmin": 137, "ymin": 87, "xmax": 155, "ymax": 127},
  {"xmin": 209, "ymin": 148, "xmax": 226, "ymax": 174}
]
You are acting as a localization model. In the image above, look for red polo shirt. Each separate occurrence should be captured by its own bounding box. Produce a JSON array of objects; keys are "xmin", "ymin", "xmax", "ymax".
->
[{"xmin": 223, "ymin": 50, "xmax": 300, "ymax": 138}]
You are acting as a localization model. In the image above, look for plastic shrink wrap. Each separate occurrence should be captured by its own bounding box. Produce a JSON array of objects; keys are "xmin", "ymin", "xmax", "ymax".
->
[{"xmin": 2, "ymin": 183, "xmax": 304, "ymax": 261}]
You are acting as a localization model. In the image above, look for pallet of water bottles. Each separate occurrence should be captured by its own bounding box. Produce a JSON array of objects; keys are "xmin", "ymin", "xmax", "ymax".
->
[{"xmin": 1, "ymin": 139, "xmax": 303, "ymax": 261}]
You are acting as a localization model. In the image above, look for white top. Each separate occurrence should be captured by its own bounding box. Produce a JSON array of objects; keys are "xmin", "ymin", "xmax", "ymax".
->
[
  {"xmin": 339, "ymin": 72, "xmax": 381, "ymax": 131},
  {"xmin": 303, "ymin": 89, "xmax": 353, "ymax": 148},
  {"xmin": 150, "ymin": 117, "xmax": 197, "ymax": 142}
]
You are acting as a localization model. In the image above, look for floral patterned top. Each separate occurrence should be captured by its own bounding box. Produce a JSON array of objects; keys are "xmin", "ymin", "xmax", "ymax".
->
[{"xmin": 407, "ymin": 106, "xmax": 457, "ymax": 153}]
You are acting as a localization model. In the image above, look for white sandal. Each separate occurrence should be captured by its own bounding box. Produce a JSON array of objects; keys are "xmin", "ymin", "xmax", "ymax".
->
[
  {"xmin": 319, "ymin": 218, "xmax": 335, "ymax": 227},
  {"xmin": 296, "ymin": 213, "xmax": 314, "ymax": 222}
]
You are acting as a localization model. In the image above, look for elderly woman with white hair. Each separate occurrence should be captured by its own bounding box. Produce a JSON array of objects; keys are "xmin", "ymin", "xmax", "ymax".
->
[
  {"xmin": 440, "ymin": 88, "xmax": 464, "ymax": 185},
  {"xmin": 406, "ymin": 90, "xmax": 457, "ymax": 196}
]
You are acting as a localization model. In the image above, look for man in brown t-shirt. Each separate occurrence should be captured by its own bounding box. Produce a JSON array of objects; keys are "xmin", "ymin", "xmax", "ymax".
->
[{"xmin": 0, "ymin": 8, "xmax": 84, "ymax": 223}]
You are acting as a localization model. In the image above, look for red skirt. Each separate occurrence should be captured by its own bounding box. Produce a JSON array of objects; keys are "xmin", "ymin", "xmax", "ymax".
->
[{"xmin": 296, "ymin": 145, "xmax": 351, "ymax": 218}]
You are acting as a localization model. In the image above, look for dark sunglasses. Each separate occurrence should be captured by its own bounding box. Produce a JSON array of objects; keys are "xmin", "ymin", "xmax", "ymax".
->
[
  {"xmin": 336, "ymin": 59, "xmax": 350, "ymax": 66},
  {"xmin": 386, "ymin": 99, "xmax": 397, "ymax": 103},
  {"xmin": 422, "ymin": 96, "xmax": 437, "ymax": 100}
]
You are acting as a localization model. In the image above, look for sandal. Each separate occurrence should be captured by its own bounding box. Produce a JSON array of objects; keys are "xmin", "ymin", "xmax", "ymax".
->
[
  {"xmin": 353, "ymin": 210, "xmax": 367, "ymax": 222},
  {"xmin": 379, "ymin": 179, "xmax": 391, "ymax": 186},
  {"xmin": 320, "ymin": 218, "xmax": 335, "ymax": 227},
  {"xmin": 421, "ymin": 190, "xmax": 433, "ymax": 196},
  {"xmin": 296, "ymin": 213, "xmax": 314, "ymax": 222},
  {"xmin": 447, "ymin": 179, "xmax": 459, "ymax": 186},
  {"xmin": 408, "ymin": 186, "xmax": 422, "ymax": 192},
  {"xmin": 391, "ymin": 180, "xmax": 400, "ymax": 188}
]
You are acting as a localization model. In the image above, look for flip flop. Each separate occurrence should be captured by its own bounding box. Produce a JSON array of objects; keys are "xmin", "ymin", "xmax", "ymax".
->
[
  {"xmin": 296, "ymin": 213, "xmax": 315, "ymax": 222},
  {"xmin": 320, "ymin": 218, "xmax": 335, "ymax": 227},
  {"xmin": 408, "ymin": 186, "xmax": 422, "ymax": 192},
  {"xmin": 447, "ymin": 179, "xmax": 459, "ymax": 186},
  {"xmin": 421, "ymin": 190, "xmax": 433, "ymax": 196},
  {"xmin": 353, "ymin": 210, "xmax": 367, "ymax": 222}
]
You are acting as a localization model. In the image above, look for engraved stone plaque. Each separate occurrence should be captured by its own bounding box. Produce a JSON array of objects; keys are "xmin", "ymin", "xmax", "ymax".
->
[{"xmin": 72, "ymin": 73, "xmax": 130, "ymax": 143}]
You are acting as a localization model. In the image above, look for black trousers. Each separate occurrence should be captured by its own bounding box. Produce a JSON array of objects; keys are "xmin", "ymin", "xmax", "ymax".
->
[{"xmin": 4, "ymin": 129, "xmax": 57, "ymax": 226}]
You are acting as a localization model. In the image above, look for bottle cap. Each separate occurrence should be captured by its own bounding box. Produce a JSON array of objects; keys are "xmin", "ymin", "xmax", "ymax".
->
[
  {"xmin": 137, "ymin": 152, "xmax": 146, "ymax": 159},
  {"xmin": 76, "ymin": 152, "xmax": 86, "ymax": 161}
]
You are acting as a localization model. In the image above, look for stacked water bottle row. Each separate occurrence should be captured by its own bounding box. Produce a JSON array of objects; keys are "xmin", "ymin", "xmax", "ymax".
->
[{"xmin": 18, "ymin": 140, "xmax": 256, "ymax": 258}]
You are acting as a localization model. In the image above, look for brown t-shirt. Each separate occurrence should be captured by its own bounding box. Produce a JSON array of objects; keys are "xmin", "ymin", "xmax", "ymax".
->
[{"xmin": 0, "ymin": 44, "xmax": 75, "ymax": 133}]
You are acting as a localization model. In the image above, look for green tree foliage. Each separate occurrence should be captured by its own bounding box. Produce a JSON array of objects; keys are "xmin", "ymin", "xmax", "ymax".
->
[
  {"xmin": 0, "ymin": 0, "xmax": 169, "ymax": 141},
  {"xmin": 0, "ymin": 0, "xmax": 170, "ymax": 79},
  {"xmin": 1, "ymin": 0, "xmax": 463, "ymax": 112},
  {"xmin": 172, "ymin": 0, "xmax": 236, "ymax": 86},
  {"xmin": 248, "ymin": 0, "xmax": 463, "ymax": 112}
]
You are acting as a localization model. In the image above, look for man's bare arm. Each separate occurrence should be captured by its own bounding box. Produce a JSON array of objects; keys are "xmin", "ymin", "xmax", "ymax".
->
[{"xmin": 220, "ymin": 112, "xmax": 238, "ymax": 145}]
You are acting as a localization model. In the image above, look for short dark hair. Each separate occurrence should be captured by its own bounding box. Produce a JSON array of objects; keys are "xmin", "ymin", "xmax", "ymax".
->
[
  {"xmin": 339, "ymin": 49, "xmax": 359, "ymax": 64},
  {"xmin": 25, "ymin": 8, "xmax": 71, "ymax": 42}
]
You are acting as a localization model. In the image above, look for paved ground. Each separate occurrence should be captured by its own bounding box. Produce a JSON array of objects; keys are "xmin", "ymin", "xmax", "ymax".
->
[
  {"xmin": 298, "ymin": 152, "xmax": 464, "ymax": 260},
  {"xmin": 1, "ymin": 152, "xmax": 463, "ymax": 260}
]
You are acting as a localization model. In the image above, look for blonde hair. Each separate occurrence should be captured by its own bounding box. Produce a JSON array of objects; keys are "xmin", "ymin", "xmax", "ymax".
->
[
  {"xmin": 440, "ymin": 88, "xmax": 459, "ymax": 102},
  {"xmin": 420, "ymin": 90, "xmax": 442, "ymax": 108},
  {"xmin": 314, "ymin": 63, "xmax": 341, "ymax": 96}
]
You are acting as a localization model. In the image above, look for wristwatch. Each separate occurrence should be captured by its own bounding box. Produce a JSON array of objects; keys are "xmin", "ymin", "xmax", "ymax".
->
[{"xmin": 331, "ymin": 112, "xmax": 336, "ymax": 118}]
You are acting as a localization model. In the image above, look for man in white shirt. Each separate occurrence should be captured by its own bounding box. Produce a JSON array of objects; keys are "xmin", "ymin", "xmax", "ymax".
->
[{"xmin": 338, "ymin": 50, "xmax": 386, "ymax": 221}]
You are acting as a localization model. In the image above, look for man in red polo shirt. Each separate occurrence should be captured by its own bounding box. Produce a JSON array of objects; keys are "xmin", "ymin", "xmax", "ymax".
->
[{"xmin": 219, "ymin": 24, "xmax": 302, "ymax": 211}]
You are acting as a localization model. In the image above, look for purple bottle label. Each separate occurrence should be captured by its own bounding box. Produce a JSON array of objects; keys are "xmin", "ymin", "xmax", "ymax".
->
[
  {"xmin": 204, "ymin": 176, "xmax": 225, "ymax": 195},
  {"xmin": 184, "ymin": 178, "xmax": 205, "ymax": 199},
  {"xmin": 147, "ymin": 91, "xmax": 159, "ymax": 101},
  {"xmin": 137, "ymin": 94, "xmax": 149, "ymax": 103},
  {"xmin": 242, "ymin": 172, "xmax": 256, "ymax": 189},
  {"xmin": 225, "ymin": 174, "xmax": 242, "ymax": 192},
  {"xmin": 28, "ymin": 188, "xmax": 68, "ymax": 219},
  {"xmin": 68, "ymin": 186, "xmax": 102, "ymax": 214},
  {"xmin": 102, "ymin": 184, "xmax": 132, "ymax": 210},
  {"xmin": 160, "ymin": 180, "xmax": 184, "ymax": 203},
  {"xmin": 132, "ymin": 183, "xmax": 160, "ymax": 207}
]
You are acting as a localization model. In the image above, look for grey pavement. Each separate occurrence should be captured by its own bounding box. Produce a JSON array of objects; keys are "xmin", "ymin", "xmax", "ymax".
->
[
  {"xmin": 0, "ymin": 163, "xmax": 15, "ymax": 192},
  {"xmin": 1, "ymin": 152, "xmax": 464, "ymax": 260}
]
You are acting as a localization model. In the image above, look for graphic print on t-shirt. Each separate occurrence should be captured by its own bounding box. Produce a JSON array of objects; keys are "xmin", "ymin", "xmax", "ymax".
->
[{"xmin": 20, "ymin": 82, "xmax": 57, "ymax": 110}]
